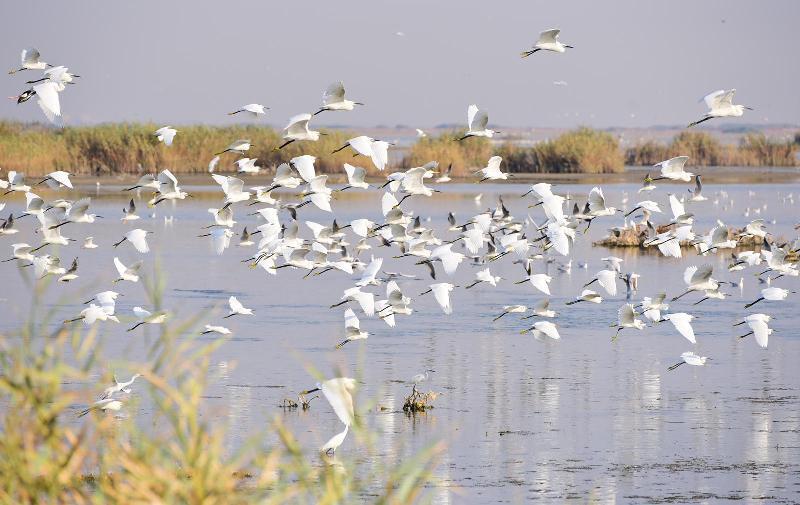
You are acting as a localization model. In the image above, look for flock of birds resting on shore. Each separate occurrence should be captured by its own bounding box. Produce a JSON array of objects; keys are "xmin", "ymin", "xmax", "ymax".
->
[{"xmin": 2, "ymin": 30, "xmax": 797, "ymax": 454}]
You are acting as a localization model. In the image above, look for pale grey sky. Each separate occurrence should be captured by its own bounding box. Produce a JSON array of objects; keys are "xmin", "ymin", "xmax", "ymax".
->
[{"xmin": 1, "ymin": 0, "xmax": 798, "ymax": 129}]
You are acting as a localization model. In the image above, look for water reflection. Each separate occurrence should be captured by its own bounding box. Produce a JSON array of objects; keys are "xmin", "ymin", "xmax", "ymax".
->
[{"xmin": 1, "ymin": 182, "xmax": 798, "ymax": 503}]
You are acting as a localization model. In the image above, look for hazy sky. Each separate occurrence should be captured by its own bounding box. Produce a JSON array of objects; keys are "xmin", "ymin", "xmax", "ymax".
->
[{"xmin": 1, "ymin": 0, "xmax": 798, "ymax": 129}]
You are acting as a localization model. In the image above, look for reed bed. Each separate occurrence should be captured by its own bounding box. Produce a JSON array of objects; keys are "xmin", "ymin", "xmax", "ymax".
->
[
  {"xmin": 625, "ymin": 131, "xmax": 799, "ymax": 167},
  {"xmin": 0, "ymin": 270, "xmax": 441, "ymax": 503},
  {"xmin": 0, "ymin": 121, "xmax": 372, "ymax": 177},
  {"xmin": 497, "ymin": 127, "xmax": 624, "ymax": 174},
  {"xmin": 2, "ymin": 121, "xmax": 797, "ymax": 179}
]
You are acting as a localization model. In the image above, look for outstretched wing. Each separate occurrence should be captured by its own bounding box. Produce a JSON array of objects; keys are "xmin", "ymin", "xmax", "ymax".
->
[{"xmin": 322, "ymin": 81, "xmax": 346, "ymax": 106}]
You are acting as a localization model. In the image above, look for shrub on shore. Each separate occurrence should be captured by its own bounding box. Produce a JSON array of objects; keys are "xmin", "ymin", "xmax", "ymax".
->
[
  {"xmin": 625, "ymin": 131, "xmax": 798, "ymax": 167},
  {"xmin": 497, "ymin": 127, "xmax": 624, "ymax": 174}
]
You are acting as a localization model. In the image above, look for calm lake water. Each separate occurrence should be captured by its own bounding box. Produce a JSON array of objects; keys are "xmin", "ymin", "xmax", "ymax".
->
[{"xmin": 1, "ymin": 176, "xmax": 799, "ymax": 503}]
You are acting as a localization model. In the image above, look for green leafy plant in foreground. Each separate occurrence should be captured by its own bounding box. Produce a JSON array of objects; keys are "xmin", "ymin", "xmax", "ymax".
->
[{"xmin": 0, "ymin": 271, "xmax": 442, "ymax": 504}]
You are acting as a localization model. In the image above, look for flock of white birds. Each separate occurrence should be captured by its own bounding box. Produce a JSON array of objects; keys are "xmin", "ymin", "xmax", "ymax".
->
[{"xmin": 2, "ymin": 33, "xmax": 796, "ymax": 455}]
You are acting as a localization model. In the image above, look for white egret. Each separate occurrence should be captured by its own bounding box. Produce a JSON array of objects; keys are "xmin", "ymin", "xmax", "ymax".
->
[
  {"xmin": 667, "ymin": 351, "xmax": 708, "ymax": 371},
  {"xmin": 37, "ymin": 170, "xmax": 73, "ymax": 189},
  {"xmin": 101, "ymin": 374, "xmax": 141, "ymax": 399},
  {"xmin": 225, "ymin": 296, "xmax": 254, "ymax": 318},
  {"xmin": 154, "ymin": 126, "xmax": 177, "ymax": 146},
  {"xmin": 661, "ymin": 312, "xmax": 696, "ymax": 344},
  {"xmin": 566, "ymin": 289, "xmax": 603, "ymax": 305},
  {"xmin": 464, "ymin": 267, "xmax": 501, "ymax": 289},
  {"xmin": 215, "ymin": 139, "xmax": 252, "ymax": 156},
  {"xmin": 419, "ymin": 283, "xmax": 456, "ymax": 315},
  {"xmin": 78, "ymin": 398, "xmax": 124, "ymax": 418},
  {"xmin": 127, "ymin": 307, "xmax": 168, "ymax": 332},
  {"xmin": 335, "ymin": 308, "xmax": 369, "ymax": 348},
  {"xmin": 520, "ymin": 320, "xmax": 561, "ymax": 340},
  {"xmin": 521, "ymin": 29, "xmax": 573, "ymax": 56},
  {"xmin": 458, "ymin": 104, "xmax": 497, "ymax": 140},
  {"xmin": 688, "ymin": 89, "xmax": 752, "ymax": 128},
  {"xmin": 201, "ymin": 325, "xmax": 232, "ymax": 336},
  {"xmin": 9, "ymin": 48, "xmax": 51, "ymax": 73},
  {"xmin": 612, "ymin": 303, "xmax": 646, "ymax": 340},
  {"xmin": 745, "ymin": 287, "xmax": 793, "ymax": 308},
  {"xmin": 113, "ymin": 257, "xmax": 142, "ymax": 283},
  {"xmin": 81, "ymin": 237, "xmax": 98, "ymax": 249},
  {"xmin": 228, "ymin": 104, "xmax": 268, "ymax": 117},
  {"xmin": 330, "ymin": 287, "xmax": 375, "ymax": 317},
  {"xmin": 314, "ymin": 81, "xmax": 363, "ymax": 115},
  {"xmin": 276, "ymin": 113, "xmax": 320, "ymax": 150},
  {"xmin": 583, "ymin": 269, "xmax": 618, "ymax": 297},
  {"xmin": 654, "ymin": 156, "xmax": 693, "ymax": 182},
  {"xmin": 112, "ymin": 229, "xmax": 151, "ymax": 253},
  {"xmin": 476, "ymin": 156, "xmax": 508, "ymax": 182}
]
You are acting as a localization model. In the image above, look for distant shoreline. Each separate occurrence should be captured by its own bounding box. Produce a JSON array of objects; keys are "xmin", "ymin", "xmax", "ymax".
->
[{"xmin": 64, "ymin": 166, "xmax": 800, "ymax": 191}]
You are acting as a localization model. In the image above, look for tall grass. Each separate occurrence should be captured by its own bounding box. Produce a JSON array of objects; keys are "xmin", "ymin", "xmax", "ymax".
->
[
  {"xmin": 496, "ymin": 127, "xmax": 624, "ymax": 174},
  {"xmin": 0, "ymin": 271, "xmax": 441, "ymax": 502},
  {"xmin": 625, "ymin": 131, "xmax": 799, "ymax": 167},
  {"xmin": 400, "ymin": 131, "xmax": 493, "ymax": 176},
  {"xmin": 0, "ymin": 121, "xmax": 378, "ymax": 177}
]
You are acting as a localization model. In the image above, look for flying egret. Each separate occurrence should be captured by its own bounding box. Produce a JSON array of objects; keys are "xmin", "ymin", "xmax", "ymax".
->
[
  {"xmin": 653, "ymin": 156, "xmax": 694, "ymax": 182},
  {"xmin": 154, "ymin": 126, "xmax": 177, "ymax": 146},
  {"xmin": 127, "ymin": 307, "xmax": 168, "ymax": 332},
  {"xmin": 64, "ymin": 304, "xmax": 120, "ymax": 326},
  {"xmin": 9, "ymin": 47, "xmax": 51, "ymax": 73},
  {"xmin": 78, "ymin": 398, "xmax": 124, "ymax": 418},
  {"xmin": 123, "ymin": 174, "xmax": 160, "ymax": 192},
  {"xmin": 566, "ymin": 289, "xmax": 603, "ymax": 305},
  {"xmin": 211, "ymin": 174, "xmax": 251, "ymax": 204},
  {"xmin": 276, "ymin": 113, "xmax": 320, "ymax": 150},
  {"xmin": 493, "ymin": 305, "xmax": 527, "ymax": 321},
  {"xmin": 522, "ymin": 299, "xmax": 557, "ymax": 320},
  {"xmin": 520, "ymin": 321, "xmax": 561, "ymax": 340},
  {"xmin": 101, "ymin": 374, "xmax": 141, "ymax": 399},
  {"xmin": 458, "ymin": 104, "xmax": 497, "ymax": 140},
  {"xmin": 660, "ymin": 312, "xmax": 697, "ymax": 344},
  {"xmin": 37, "ymin": 170, "xmax": 73, "ymax": 189},
  {"xmin": 201, "ymin": 325, "xmax": 232, "ymax": 335},
  {"xmin": 26, "ymin": 65, "xmax": 79, "ymax": 87},
  {"xmin": 734, "ymin": 314, "xmax": 772, "ymax": 348},
  {"xmin": 744, "ymin": 287, "xmax": 793, "ymax": 308},
  {"xmin": 667, "ymin": 351, "xmax": 708, "ymax": 371},
  {"xmin": 113, "ymin": 257, "xmax": 142, "ymax": 283},
  {"xmin": 330, "ymin": 287, "xmax": 375, "ymax": 316},
  {"xmin": 228, "ymin": 104, "xmax": 268, "ymax": 117},
  {"xmin": 340, "ymin": 164, "xmax": 369, "ymax": 191},
  {"xmin": 688, "ymin": 89, "xmax": 752, "ymax": 128},
  {"xmin": 612, "ymin": 303, "xmax": 646, "ymax": 340},
  {"xmin": 225, "ymin": 296, "xmax": 254, "ymax": 318},
  {"xmin": 464, "ymin": 267, "xmax": 501, "ymax": 289},
  {"xmin": 215, "ymin": 139, "xmax": 252, "ymax": 156},
  {"xmin": 583, "ymin": 269, "xmax": 618, "ymax": 297},
  {"xmin": 639, "ymin": 293, "xmax": 668, "ymax": 322},
  {"xmin": 672, "ymin": 265, "xmax": 719, "ymax": 301},
  {"xmin": 335, "ymin": 308, "xmax": 369, "ymax": 348},
  {"xmin": 314, "ymin": 81, "xmax": 363, "ymax": 114},
  {"xmin": 419, "ymin": 283, "xmax": 456, "ymax": 314},
  {"xmin": 476, "ymin": 156, "xmax": 509, "ymax": 182},
  {"xmin": 112, "ymin": 229, "xmax": 151, "ymax": 253},
  {"xmin": 521, "ymin": 29, "xmax": 574, "ymax": 56},
  {"xmin": 83, "ymin": 290, "xmax": 120, "ymax": 316}
]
